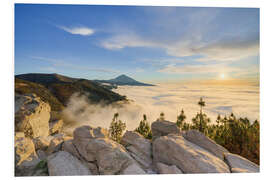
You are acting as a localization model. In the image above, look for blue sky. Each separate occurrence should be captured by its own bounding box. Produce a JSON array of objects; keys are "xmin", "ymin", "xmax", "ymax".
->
[{"xmin": 15, "ymin": 4, "xmax": 259, "ymax": 83}]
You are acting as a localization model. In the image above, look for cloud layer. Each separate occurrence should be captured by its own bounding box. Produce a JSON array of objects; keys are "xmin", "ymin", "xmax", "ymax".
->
[{"xmin": 61, "ymin": 83, "xmax": 259, "ymax": 134}]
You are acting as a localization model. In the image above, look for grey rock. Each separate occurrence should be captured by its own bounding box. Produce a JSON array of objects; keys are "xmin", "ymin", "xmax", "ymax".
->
[
  {"xmin": 121, "ymin": 131, "xmax": 152, "ymax": 169},
  {"xmin": 153, "ymin": 134, "xmax": 230, "ymax": 173},
  {"xmin": 47, "ymin": 151, "xmax": 91, "ymax": 176},
  {"xmin": 156, "ymin": 162, "xmax": 183, "ymax": 174},
  {"xmin": 224, "ymin": 153, "xmax": 259, "ymax": 173},
  {"xmin": 183, "ymin": 130, "xmax": 229, "ymax": 159},
  {"xmin": 151, "ymin": 120, "xmax": 181, "ymax": 139}
]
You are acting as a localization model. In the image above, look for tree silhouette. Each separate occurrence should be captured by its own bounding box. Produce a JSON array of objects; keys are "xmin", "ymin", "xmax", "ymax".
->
[
  {"xmin": 198, "ymin": 97, "xmax": 205, "ymax": 114},
  {"xmin": 159, "ymin": 112, "xmax": 165, "ymax": 121},
  {"xmin": 176, "ymin": 109, "xmax": 186, "ymax": 128}
]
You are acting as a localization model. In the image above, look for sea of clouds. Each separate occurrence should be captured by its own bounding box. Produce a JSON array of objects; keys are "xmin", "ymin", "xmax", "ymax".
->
[{"xmin": 61, "ymin": 83, "xmax": 259, "ymax": 133}]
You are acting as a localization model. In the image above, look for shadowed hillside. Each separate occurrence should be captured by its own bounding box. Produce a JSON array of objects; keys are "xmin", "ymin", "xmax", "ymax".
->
[
  {"xmin": 15, "ymin": 73, "xmax": 127, "ymax": 106},
  {"xmin": 15, "ymin": 78, "xmax": 64, "ymax": 111}
]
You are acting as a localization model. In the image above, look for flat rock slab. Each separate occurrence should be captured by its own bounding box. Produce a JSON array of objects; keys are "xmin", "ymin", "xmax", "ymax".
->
[
  {"xmin": 121, "ymin": 131, "xmax": 152, "ymax": 169},
  {"xmin": 153, "ymin": 134, "xmax": 230, "ymax": 173},
  {"xmin": 47, "ymin": 151, "xmax": 91, "ymax": 176},
  {"xmin": 183, "ymin": 130, "xmax": 229, "ymax": 159},
  {"xmin": 224, "ymin": 153, "xmax": 259, "ymax": 173}
]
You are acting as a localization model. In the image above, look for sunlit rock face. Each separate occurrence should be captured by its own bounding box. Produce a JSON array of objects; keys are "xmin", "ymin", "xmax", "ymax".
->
[
  {"xmin": 47, "ymin": 151, "xmax": 92, "ymax": 176},
  {"xmin": 183, "ymin": 130, "xmax": 229, "ymax": 160},
  {"xmin": 224, "ymin": 153, "xmax": 259, "ymax": 173},
  {"xmin": 15, "ymin": 93, "xmax": 51, "ymax": 138},
  {"xmin": 121, "ymin": 131, "xmax": 153, "ymax": 171},
  {"xmin": 153, "ymin": 134, "xmax": 230, "ymax": 173}
]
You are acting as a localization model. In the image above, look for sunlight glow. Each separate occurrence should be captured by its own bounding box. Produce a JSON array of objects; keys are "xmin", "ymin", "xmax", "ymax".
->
[{"xmin": 220, "ymin": 73, "xmax": 225, "ymax": 79}]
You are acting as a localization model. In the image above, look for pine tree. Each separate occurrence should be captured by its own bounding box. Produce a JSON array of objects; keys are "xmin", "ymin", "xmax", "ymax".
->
[
  {"xmin": 135, "ymin": 114, "xmax": 152, "ymax": 139},
  {"xmin": 109, "ymin": 113, "xmax": 126, "ymax": 142},
  {"xmin": 176, "ymin": 109, "xmax": 186, "ymax": 129},
  {"xmin": 159, "ymin": 112, "xmax": 165, "ymax": 121}
]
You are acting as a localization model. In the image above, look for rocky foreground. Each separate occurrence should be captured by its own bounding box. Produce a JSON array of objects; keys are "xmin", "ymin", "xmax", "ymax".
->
[{"xmin": 15, "ymin": 94, "xmax": 259, "ymax": 176}]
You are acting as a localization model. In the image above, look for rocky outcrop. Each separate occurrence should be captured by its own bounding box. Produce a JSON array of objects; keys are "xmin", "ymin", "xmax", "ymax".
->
[
  {"xmin": 15, "ymin": 134, "xmax": 44, "ymax": 176},
  {"xmin": 46, "ymin": 134, "xmax": 72, "ymax": 154},
  {"xmin": 121, "ymin": 131, "xmax": 152, "ymax": 170},
  {"xmin": 183, "ymin": 130, "xmax": 229, "ymax": 159},
  {"xmin": 72, "ymin": 125, "xmax": 145, "ymax": 175},
  {"xmin": 85, "ymin": 137, "xmax": 145, "ymax": 175},
  {"xmin": 14, "ymin": 112, "xmax": 260, "ymax": 176},
  {"xmin": 156, "ymin": 162, "xmax": 183, "ymax": 174},
  {"xmin": 47, "ymin": 151, "xmax": 91, "ymax": 176},
  {"xmin": 224, "ymin": 153, "xmax": 259, "ymax": 173},
  {"xmin": 15, "ymin": 135, "xmax": 36, "ymax": 166},
  {"xmin": 72, "ymin": 126, "xmax": 109, "ymax": 162},
  {"xmin": 49, "ymin": 119, "xmax": 63, "ymax": 135},
  {"xmin": 151, "ymin": 120, "xmax": 181, "ymax": 139},
  {"xmin": 15, "ymin": 94, "xmax": 51, "ymax": 138},
  {"xmin": 33, "ymin": 136, "xmax": 53, "ymax": 151},
  {"xmin": 153, "ymin": 134, "xmax": 230, "ymax": 173}
]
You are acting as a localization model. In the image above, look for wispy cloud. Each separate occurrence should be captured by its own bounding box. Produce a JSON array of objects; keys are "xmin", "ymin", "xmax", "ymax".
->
[
  {"xmin": 100, "ymin": 33, "xmax": 259, "ymax": 62},
  {"xmin": 100, "ymin": 34, "xmax": 158, "ymax": 50},
  {"xmin": 158, "ymin": 63, "xmax": 242, "ymax": 75},
  {"xmin": 99, "ymin": 8, "xmax": 259, "ymax": 62},
  {"xmin": 57, "ymin": 25, "xmax": 95, "ymax": 36},
  {"xmin": 31, "ymin": 56, "xmax": 117, "ymax": 73}
]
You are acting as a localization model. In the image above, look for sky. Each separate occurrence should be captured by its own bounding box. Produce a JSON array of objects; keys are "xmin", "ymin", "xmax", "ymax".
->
[{"xmin": 15, "ymin": 4, "xmax": 260, "ymax": 83}]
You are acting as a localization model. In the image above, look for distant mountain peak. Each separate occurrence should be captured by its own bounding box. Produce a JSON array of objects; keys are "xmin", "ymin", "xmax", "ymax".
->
[
  {"xmin": 97, "ymin": 74, "xmax": 155, "ymax": 86},
  {"xmin": 110, "ymin": 74, "xmax": 138, "ymax": 83}
]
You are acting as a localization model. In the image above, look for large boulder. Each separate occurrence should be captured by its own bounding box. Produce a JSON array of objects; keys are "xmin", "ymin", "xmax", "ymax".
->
[
  {"xmin": 47, "ymin": 151, "xmax": 91, "ymax": 176},
  {"xmin": 156, "ymin": 162, "xmax": 183, "ymax": 174},
  {"xmin": 121, "ymin": 131, "xmax": 152, "ymax": 170},
  {"xmin": 73, "ymin": 125, "xmax": 109, "ymax": 139},
  {"xmin": 62, "ymin": 139, "xmax": 81, "ymax": 158},
  {"xmin": 151, "ymin": 120, "xmax": 181, "ymax": 139},
  {"xmin": 62, "ymin": 139, "xmax": 99, "ymax": 175},
  {"xmin": 224, "ymin": 153, "xmax": 259, "ymax": 173},
  {"xmin": 86, "ymin": 137, "xmax": 145, "ymax": 175},
  {"xmin": 15, "ymin": 94, "xmax": 51, "ymax": 138},
  {"xmin": 72, "ymin": 125, "xmax": 145, "ymax": 175},
  {"xmin": 153, "ymin": 134, "xmax": 230, "ymax": 173},
  {"xmin": 183, "ymin": 130, "xmax": 229, "ymax": 159},
  {"xmin": 72, "ymin": 125, "xmax": 109, "ymax": 162}
]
